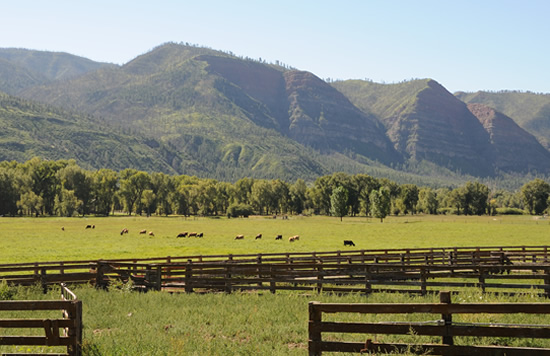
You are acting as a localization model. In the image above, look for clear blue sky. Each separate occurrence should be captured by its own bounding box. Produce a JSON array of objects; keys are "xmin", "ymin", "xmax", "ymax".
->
[{"xmin": 2, "ymin": 0, "xmax": 549, "ymax": 93}]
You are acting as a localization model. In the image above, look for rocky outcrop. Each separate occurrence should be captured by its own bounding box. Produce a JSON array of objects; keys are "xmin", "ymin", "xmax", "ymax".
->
[
  {"xmin": 284, "ymin": 71, "xmax": 401, "ymax": 164},
  {"xmin": 468, "ymin": 103, "xmax": 550, "ymax": 174}
]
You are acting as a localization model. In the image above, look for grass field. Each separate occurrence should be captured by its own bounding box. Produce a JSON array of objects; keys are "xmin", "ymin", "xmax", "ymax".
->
[
  {"xmin": 2, "ymin": 214, "xmax": 550, "ymax": 355},
  {"xmin": 1, "ymin": 214, "xmax": 549, "ymax": 263}
]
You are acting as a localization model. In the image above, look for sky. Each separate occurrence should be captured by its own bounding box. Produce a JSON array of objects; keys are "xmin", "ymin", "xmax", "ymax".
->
[{"xmin": 1, "ymin": 0, "xmax": 549, "ymax": 93}]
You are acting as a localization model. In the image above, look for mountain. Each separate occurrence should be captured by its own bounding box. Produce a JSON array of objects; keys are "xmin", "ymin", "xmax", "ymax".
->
[
  {"xmin": 456, "ymin": 91, "xmax": 550, "ymax": 149},
  {"xmin": 0, "ymin": 48, "xmax": 115, "ymax": 95},
  {"xmin": 332, "ymin": 79, "xmax": 497, "ymax": 176},
  {"xmin": 18, "ymin": 43, "xmax": 401, "ymax": 180},
  {"xmin": 0, "ymin": 42, "xmax": 548, "ymax": 183},
  {"xmin": 0, "ymin": 91, "xmax": 177, "ymax": 173},
  {"xmin": 466, "ymin": 103, "xmax": 550, "ymax": 174}
]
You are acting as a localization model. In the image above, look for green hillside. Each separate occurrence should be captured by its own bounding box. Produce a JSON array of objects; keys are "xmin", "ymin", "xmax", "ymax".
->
[
  {"xmin": 456, "ymin": 91, "xmax": 550, "ymax": 149},
  {"xmin": 0, "ymin": 92, "xmax": 177, "ymax": 173},
  {"xmin": 2, "ymin": 43, "xmax": 548, "ymax": 185},
  {"xmin": 18, "ymin": 43, "xmax": 395, "ymax": 181},
  {"xmin": 0, "ymin": 48, "xmax": 115, "ymax": 82}
]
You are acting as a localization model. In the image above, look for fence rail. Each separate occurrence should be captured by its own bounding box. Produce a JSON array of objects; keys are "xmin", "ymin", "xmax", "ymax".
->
[
  {"xmin": 308, "ymin": 291, "xmax": 550, "ymax": 355},
  {"xmin": 0, "ymin": 284, "xmax": 82, "ymax": 356},
  {"xmin": 2, "ymin": 246, "xmax": 550, "ymax": 296}
]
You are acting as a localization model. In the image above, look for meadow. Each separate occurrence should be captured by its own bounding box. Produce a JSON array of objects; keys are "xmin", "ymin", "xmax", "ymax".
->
[
  {"xmin": 2, "ymin": 214, "xmax": 550, "ymax": 355},
  {"xmin": 1, "ymin": 214, "xmax": 549, "ymax": 264}
]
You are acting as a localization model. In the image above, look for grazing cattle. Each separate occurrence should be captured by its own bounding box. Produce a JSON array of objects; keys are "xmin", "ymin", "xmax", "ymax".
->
[
  {"xmin": 61, "ymin": 227, "xmax": 65, "ymax": 231},
  {"xmin": 188, "ymin": 232, "xmax": 197, "ymax": 237},
  {"xmin": 85, "ymin": 224, "xmax": 93, "ymax": 229},
  {"xmin": 235, "ymin": 234, "xmax": 244, "ymax": 240},
  {"xmin": 120, "ymin": 228, "xmax": 129, "ymax": 236},
  {"xmin": 139, "ymin": 229, "xmax": 147, "ymax": 234},
  {"xmin": 289, "ymin": 235, "xmax": 299, "ymax": 242},
  {"xmin": 255, "ymin": 233, "xmax": 262, "ymax": 240},
  {"xmin": 275, "ymin": 235, "xmax": 282, "ymax": 240},
  {"xmin": 344, "ymin": 240, "xmax": 355, "ymax": 247},
  {"xmin": 148, "ymin": 231, "xmax": 155, "ymax": 236},
  {"xmin": 177, "ymin": 232, "xmax": 188, "ymax": 238},
  {"xmin": 197, "ymin": 232, "xmax": 203, "ymax": 238}
]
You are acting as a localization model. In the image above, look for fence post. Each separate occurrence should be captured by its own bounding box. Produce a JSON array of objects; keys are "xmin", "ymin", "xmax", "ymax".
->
[
  {"xmin": 544, "ymin": 267, "xmax": 550, "ymax": 299},
  {"xmin": 479, "ymin": 267, "xmax": 486, "ymax": 293},
  {"xmin": 316, "ymin": 259, "xmax": 323, "ymax": 293},
  {"xmin": 95, "ymin": 262, "xmax": 105, "ymax": 289},
  {"xmin": 420, "ymin": 267, "xmax": 427, "ymax": 296},
  {"xmin": 440, "ymin": 291, "xmax": 453, "ymax": 345},
  {"xmin": 40, "ymin": 268, "xmax": 48, "ymax": 294},
  {"xmin": 270, "ymin": 266, "xmax": 276, "ymax": 294},
  {"xmin": 308, "ymin": 301, "xmax": 322, "ymax": 356},
  {"xmin": 365, "ymin": 265, "xmax": 372, "ymax": 294},
  {"xmin": 225, "ymin": 261, "xmax": 232, "ymax": 294},
  {"xmin": 156, "ymin": 265, "xmax": 162, "ymax": 291},
  {"xmin": 66, "ymin": 300, "xmax": 83, "ymax": 356},
  {"xmin": 185, "ymin": 260, "xmax": 193, "ymax": 293},
  {"xmin": 257, "ymin": 255, "xmax": 263, "ymax": 288}
]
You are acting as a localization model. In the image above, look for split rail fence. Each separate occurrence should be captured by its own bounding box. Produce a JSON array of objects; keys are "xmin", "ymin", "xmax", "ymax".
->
[
  {"xmin": 1, "ymin": 246, "xmax": 550, "ymax": 296},
  {"xmin": 0, "ymin": 284, "xmax": 82, "ymax": 356},
  {"xmin": 308, "ymin": 291, "xmax": 550, "ymax": 355}
]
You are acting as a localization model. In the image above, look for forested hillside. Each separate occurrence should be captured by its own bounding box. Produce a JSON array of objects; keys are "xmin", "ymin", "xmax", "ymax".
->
[
  {"xmin": 0, "ymin": 42, "xmax": 548, "ymax": 187},
  {"xmin": 0, "ymin": 92, "xmax": 177, "ymax": 173}
]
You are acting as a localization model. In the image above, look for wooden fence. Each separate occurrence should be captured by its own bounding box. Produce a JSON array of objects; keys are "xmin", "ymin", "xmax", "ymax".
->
[
  {"xmin": 97, "ymin": 259, "xmax": 550, "ymax": 296},
  {"xmin": 2, "ymin": 246, "xmax": 550, "ymax": 296},
  {"xmin": 0, "ymin": 284, "xmax": 82, "ymax": 356},
  {"xmin": 308, "ymin": 291, "xmax": 550, "ymax": 355}
]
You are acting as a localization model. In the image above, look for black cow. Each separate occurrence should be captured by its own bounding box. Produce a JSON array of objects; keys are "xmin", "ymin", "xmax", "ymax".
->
[{"xmin": 344, "ymin": 240, "xmax": 355, "ymax": 247}]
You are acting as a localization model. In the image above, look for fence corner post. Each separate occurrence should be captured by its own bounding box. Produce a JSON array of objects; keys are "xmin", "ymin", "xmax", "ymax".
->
[
  {"xmin": 440, "ymin": 291, "xmax": 453, "ymax": 345},
  {"xmin": 308, "ymin": 301, "xmax": 322, "ymax": 356}
]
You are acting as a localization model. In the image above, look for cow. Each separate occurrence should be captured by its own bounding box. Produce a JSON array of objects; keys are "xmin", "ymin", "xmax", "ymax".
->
[
  {"xmin": 188, "ymin": 232, "xmax": 198, "ymax": 237},
  {"xmin": 85, "ymin": 224, "xmax": 93, "ymax": 229},
  {"xmin": 139, "ymin": 229, "xmax": 147, "ymax": 234},
  {"xmin": 61, "ymin": 227, "xmax": 65, "ymax": 231},
  {"xmin": 275, "ymin": 235, "xmax": 282, "ymax": 240},
  {"xmin": 344, "ymin": 240, "xmax": 355, "ymax": 247},
  {"xmin": 177, "ymin": 232, "xmax": 188, "ymax": 238},
  {"xmin": 148, "ymin": 231, "xmax": 155, "ymax": 236},
  {"xmin": 255, "ymin": 233, "xmax": 262, "ymax": 240},
  {"xmin": 289, "ymin": 235, "xmax": 299, "ymax": 242},
  {"xmin": 197, "ymin": 232, "xmax": 203, "ymax": 238},
  {"xmin": 120, "ymin": 228, "xmax": 129, "ymax": 235},
  {"xmin": 235, "ymin": 234, "xmax": 244, "ymax": 240}
]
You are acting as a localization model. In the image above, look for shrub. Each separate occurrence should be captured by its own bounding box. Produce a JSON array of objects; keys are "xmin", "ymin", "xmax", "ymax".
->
[
  {"xmin": 227, "ymin": 203, "xmax": 254, "ymax": 218},
  {"xmin": 496, "ymin": 207, "xmax": 525, "ymax": 215},
  {"xmin": 0, "ymin": 280, "xmax": 14, "ymax": 300}
]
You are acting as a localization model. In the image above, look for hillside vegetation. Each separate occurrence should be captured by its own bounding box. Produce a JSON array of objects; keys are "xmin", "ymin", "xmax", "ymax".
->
[{"xmin": 0, "ymin": 42, "xmax": 547, "ymax": 184}]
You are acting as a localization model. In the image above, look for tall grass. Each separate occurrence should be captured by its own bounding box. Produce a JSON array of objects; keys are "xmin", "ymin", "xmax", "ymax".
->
[{"xmin": 1, "ymin": 284, "xmax": 549, "ymax": 355}]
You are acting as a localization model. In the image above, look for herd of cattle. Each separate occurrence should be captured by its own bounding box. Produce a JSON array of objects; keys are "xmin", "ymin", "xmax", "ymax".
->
[{"xmin": 76, "ymin": 224, "xmax": 355, "ymax": 246}]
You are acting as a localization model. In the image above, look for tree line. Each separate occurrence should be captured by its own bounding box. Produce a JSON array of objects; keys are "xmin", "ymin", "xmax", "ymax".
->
[{"xmin": 1, "ymin": 158, "xmax": 549, "ymax": 220}]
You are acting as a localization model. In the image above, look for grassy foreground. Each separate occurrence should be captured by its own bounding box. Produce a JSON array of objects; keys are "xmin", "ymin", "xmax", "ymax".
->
[
  {"xmin": 1, "ymin": 284, "xmax": 549, "ymax": 355},
  {"xmin": 1, "ymin": 214, "xmax": 550, "ymax": 263}
]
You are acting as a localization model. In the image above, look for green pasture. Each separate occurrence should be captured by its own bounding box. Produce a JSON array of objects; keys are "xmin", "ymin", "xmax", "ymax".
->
[
  {"xmin": 1, "ymin": 214, "xmax": 549, "ymax": 263},
  {"xmin": 1, "ymin": 284, "xmax": 549, "ymax": 356}
]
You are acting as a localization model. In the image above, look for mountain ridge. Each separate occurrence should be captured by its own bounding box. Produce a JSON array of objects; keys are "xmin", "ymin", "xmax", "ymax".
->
[{"xmin": 0, "ymin": 42, "xmax": 548, "ymax": 184}]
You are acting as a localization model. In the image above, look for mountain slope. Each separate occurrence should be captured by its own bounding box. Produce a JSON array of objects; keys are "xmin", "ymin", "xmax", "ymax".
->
[
  {"xmin": 456, "ymin": 91, "xmax": 550, "ymax": 149},
  {"xmin": 19, "ymin": 43, "xmax": 401, "ymax": 179},
  {"xmin": 467, "ymin": 103, "xmax": 550, "ymax": 174},
  {"xmin": 0, "ymin": 91, "xmax": 177, "ymax": 173},
  {"xmin": 0, "ymin": 48, "xmax": 115, "ymax": 95},
  {"xmin": 333, "ymin": 79, "xmax": 494, "ymax": 175}
]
